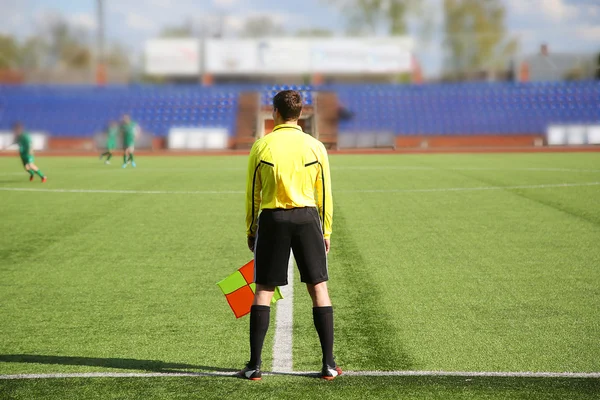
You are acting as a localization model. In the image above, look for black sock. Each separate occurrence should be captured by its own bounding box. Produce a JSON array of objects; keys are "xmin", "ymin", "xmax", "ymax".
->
[
  {"xmin": 249, "ymin": 305, "xmax": 270, "ymax": 368},
  {"xmin": 313, "ymin": 306, "xmax": 335, "ymax": 367}
]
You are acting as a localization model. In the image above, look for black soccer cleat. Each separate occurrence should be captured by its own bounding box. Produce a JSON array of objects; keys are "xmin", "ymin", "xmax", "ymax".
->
[
  {"xmin": 237, "ymin": 362, "xmax": 262, "ymax": 381},
  {"xmin": 321, "ymin": 364, "xmax": 343, "ymax": 380}
]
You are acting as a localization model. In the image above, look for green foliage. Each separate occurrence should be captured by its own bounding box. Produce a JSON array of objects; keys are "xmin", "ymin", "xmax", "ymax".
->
[
  {"xmin": 0, "ymin": 35, "xmax": 21, "ymax": 69},
  {"xmin": 295, "ymin": 28, "xmax": 334, "ymax": 37},
  {"xmin": 241, "ymin": 16, "xmax": 285, "ymax": 38},
  {"xmin": 443, "ymin": 0, "xmax": 518, "ymax": 80},
  {"xmin": 330, "ymin": 0, "xmax": 423, "ymax": 35},
  {"xmin": 159, "ymin": 22, "xmax": 194, "ymax": 38}
]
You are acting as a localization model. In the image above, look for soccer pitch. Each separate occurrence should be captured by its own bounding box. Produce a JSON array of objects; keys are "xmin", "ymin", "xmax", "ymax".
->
[{"xmin": 1, "ymin": 153, "xmax": 599, "ymax": 399}]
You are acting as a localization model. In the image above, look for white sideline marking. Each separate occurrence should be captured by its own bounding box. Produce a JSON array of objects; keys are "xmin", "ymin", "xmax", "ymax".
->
[
  {"xmin": 1, "ymin": 166, "xmax": 599, "ymax": 177},
  {"xmin": 271, "ymin": 255, "xmax": 295, "ymax": 373},
  {"xmin": 1, "ymin": 370, "xmax": 599, "ymax": 380},
  {"xmin": 0, "ymin": 188, "xmax": 245, "ymax": 195},
  {"xmin": 333, "ymin": 166, "xmax": 600, "ymax": 173},
  {"xmin": 1, "ymin": 182, "xmax": 599, "ymax": 195}
]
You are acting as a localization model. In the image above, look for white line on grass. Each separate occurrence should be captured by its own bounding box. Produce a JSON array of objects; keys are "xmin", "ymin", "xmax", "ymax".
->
[
  {"xmin": 2, "ymin": 167, "xmax": 600, "ymax": 176},
  {"xmin": 1, "ymin": 370, "xmax": 599, "ymax": 380},
  {"xmin": 332, "ymin": 166, "xmax": 600, "ymax": 173},
  {"xmin": 1, "ymin": 182, "xmax": 599, "ymax": 195},
  {"xmin": 271, "ymin": 255, "xmax": 295, "ymax": 373},
  {"xmin": 0, "ymin": 188, "xmax": 245, "ymax": 195}
]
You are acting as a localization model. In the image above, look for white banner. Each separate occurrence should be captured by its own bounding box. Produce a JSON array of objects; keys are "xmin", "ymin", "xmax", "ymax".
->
[
  {"xmin": 168, "ymin": 127, "xmax": 228, "ymax": 150},
  {"xmin": 205, "ymin": 39, "xmax": 310, "ymax": 74},
  {"xmin": 312, "ymin": 38, "xmax": 412, "ymax": 73},
  {"xmin": 205, "ymin": 37, "xmax": 412, "ymax": 75},
  {"xmin": 256, "ymin": 39, "xmax": 311, "ymax": 74},
  {"xmin": 0, "ymin": 132, "xmax": 47, "ymax": 151},
  {"xmin": 145, "ymin": 39, "xmax": 201, "ymax": 75},
  {"xmin": 205, "ymin": 40, "xmax": 258, "ymax": 74}
]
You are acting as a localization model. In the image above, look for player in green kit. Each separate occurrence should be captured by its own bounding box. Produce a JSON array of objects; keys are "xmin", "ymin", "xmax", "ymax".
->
[
  {"xmin": 12, "ymin": 122, "xmax": 47, "ymax": 183},
  {"xmin": 121, "ymin": 114, "xmax": 139, "ymax": 168},
  {"xmin": 99, "ymin": 121, "xmax": 118, "ymax": 164}
]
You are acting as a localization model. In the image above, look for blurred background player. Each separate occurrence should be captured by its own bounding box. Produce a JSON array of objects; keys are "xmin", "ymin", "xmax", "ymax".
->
[
  {"xmin": 121, "ymin": 114, "xmax": 140, "ymax": 168},
  {"xmin": 99, "ymin": 121, "xmax": 118, "ymax": 165},
  {"xmin": 12, "ymin": 122, "xmax": 47, "ymax": 183}
]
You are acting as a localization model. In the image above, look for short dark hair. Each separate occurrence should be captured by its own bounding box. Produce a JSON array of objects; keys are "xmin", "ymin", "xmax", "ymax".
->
[
  {"xmin": 13, "ymin": 121, "xmax": 23, "ymax": 130},
  {"xmin": 273, "ymin": 90, "xmax": 303, "ymax": 121}
]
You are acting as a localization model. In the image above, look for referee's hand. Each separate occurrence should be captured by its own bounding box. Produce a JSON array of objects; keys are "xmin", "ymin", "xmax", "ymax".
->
[
  {"xmin": 324, "ymin": 239, "xmax": 330, "ymax": 254},
  {"xmin": 247, "ymin": 236, "xmax": 256, "ymax": 252}
]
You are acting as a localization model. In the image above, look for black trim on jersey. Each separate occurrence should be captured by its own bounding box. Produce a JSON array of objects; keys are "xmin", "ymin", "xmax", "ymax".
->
[
  {"xmin": 272, "ymin": 125, "xmax": 303, "ymax": 133},
  {"xmin": 304, "ymin": 160, "xmax": 318, "ymax": 167},
  {"xmin": 249, "ymin": 163, "xmax": 261, "ymax": 236},
  {"xmin": 317, "ymin": 161, "xmax": 326, "ymax": 227},
  {"xmin": 260, "ymin": 160, "xmax": 274, "ymax": 167}
]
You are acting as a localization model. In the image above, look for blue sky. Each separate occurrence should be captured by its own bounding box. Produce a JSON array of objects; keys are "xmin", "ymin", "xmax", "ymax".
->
[{"xmin": 1, "ymin": 0, "xmax": 599, "ymax": 77}]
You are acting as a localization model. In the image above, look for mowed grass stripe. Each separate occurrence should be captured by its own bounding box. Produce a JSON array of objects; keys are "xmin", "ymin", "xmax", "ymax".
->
[
  {"xmin": 321, "ymin": 165, "xmax": 600, "ymax": 372},
  {"xmin": 0, "ymin": 166, "xmax": 260, "ymax": 374}
]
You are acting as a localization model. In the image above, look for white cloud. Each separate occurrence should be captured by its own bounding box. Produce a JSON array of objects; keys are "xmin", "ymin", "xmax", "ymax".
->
[
  {"xmin": 224, "ymin": 15, "xmax": 244, "ymax": 32},
  {"xmin": 33, "ymin": 9, "xmax": 62, "ymax": 28},
  {"xmin": 575, "ymin": 25, "xmax": 600, "ymax": 41},
  {"xmin": 212, "ymin": 0, "xmax": 239, "ymax": 8},
  {"xmin": 125, "ymin": 13, "xmax": 155, "ymax": 32},
  {"xmin": 148, "ymin": 0, "xmax": 173, "ymax": 8},
  {"xmin": 508, "ymin": 0, "xmax": 579, "ymax": 21},
  {"xmin": 244, "ymin": 11, "xmax": 290, "ymax": 25},
  {"xmin": 68, "ymin": 13, "xmax": 97, "ymax": 31},
  {"xmin": 539, "ymin": 0, "xmax": 578, "ymax": 21}
]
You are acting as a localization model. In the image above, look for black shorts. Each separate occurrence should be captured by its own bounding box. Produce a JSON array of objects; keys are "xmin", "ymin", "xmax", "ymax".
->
[{"xmin": 254, "ymin": 207, "xmax": 328, "ymax": 286}]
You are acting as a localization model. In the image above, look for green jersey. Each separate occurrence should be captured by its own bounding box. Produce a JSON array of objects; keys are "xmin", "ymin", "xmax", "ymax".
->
[
  {"xmin": 17, "ymin": 132, "xmax": 32, "ymax": 156},
  {"xmin": 122, "ymin": 122, "xmax": 138, "ymax": 147},
  {"xmin": 107, "ymin": 126, "xmax": 118, "ymax": 149}
]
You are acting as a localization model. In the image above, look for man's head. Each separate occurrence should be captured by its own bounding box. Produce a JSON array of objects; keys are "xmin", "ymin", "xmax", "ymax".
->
[
  {"xmin": 12, "ymin": 122, "xmax": 23, "ymax": 135},
  {"xmin": 272, "ymin": 90, "xmax": 303, "ymax": 124},
  {"xmin": 122, "ymin": 114, "xmax": 131, "ymax": 124}
]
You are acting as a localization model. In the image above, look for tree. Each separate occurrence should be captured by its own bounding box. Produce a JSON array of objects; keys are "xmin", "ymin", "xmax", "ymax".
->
[
  {"xmin": 295, "ymin": 28, "xmax": 334, "ymax": 37},
  {"xmin": 19, "ymin": 37, "xmax": 47, "ymax": 69},
  {"xmin": 443, "ymin": 0, "xmax": 517, "ymax": 80},
  {"xmin": 241, "ymin": 15, "xmax": 284, "ymax": 38},
  {"xmin": 159, "ymin": 21, "xmax": 194, "ymax": 38},
  {"xmin": 328, "ymin": 0, "xmax": 424, "ymax": 35},
  {"xmin": 0, "ymin": 35, "xmax": 20, "ymax": 69},
  {"xmin": 105, "ymin": 44, "xmax": 129, "ymax": 68},
  {"xmin": 39, "ymin": 16, "xmax": 92, "ymax": 69}
]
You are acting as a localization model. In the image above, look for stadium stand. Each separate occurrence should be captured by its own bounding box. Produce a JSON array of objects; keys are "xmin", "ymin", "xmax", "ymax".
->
[{"xmin": 0, "ymin": 82, "xmax": 598, "ymax": 143}]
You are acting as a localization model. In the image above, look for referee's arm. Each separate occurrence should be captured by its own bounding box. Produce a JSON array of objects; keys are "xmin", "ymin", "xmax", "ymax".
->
[
  {"xmin": 245, "ymin": 141, "xmax": 262, "ymax": 244},
  {"xmin": 315, "ymin": 143, "xmax": 333, "ymax": 240}
]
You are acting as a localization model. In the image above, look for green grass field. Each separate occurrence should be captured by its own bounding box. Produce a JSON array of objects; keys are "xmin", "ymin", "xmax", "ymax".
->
[{"xmin": 1, "ymin": 153, "xmax": 599, "ymax": 399}]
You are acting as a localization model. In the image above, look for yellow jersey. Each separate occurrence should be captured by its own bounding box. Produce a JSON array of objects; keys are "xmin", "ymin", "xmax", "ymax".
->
[{"xmin": 246, "ymin": 123, "xmax": 333, "ymax": 239}]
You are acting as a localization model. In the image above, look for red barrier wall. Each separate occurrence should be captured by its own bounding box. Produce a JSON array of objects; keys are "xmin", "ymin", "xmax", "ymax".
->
[
  {"xmin": 40, "ymin": 134, "xmax": 547, "ymax": 151},
  {"xmin": 396, "ymin": 135, "xmax": 543, "ymax": 148}
]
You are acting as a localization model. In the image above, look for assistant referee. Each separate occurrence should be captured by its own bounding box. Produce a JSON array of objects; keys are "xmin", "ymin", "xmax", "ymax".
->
[{"xmin": 239, "ymin": 90, "xmax": 341, "ymax": 381}]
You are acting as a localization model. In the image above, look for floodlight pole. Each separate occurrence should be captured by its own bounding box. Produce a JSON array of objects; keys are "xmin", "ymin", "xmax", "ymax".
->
[{"xmin": 96, "ymin": 0, "xmax": 106, "ymax": 85}]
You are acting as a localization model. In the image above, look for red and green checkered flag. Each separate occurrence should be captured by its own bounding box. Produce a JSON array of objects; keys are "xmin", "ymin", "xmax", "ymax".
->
[{"xmin": 217, "ymin": 260, "xmax": 283, "ymax": 318}]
